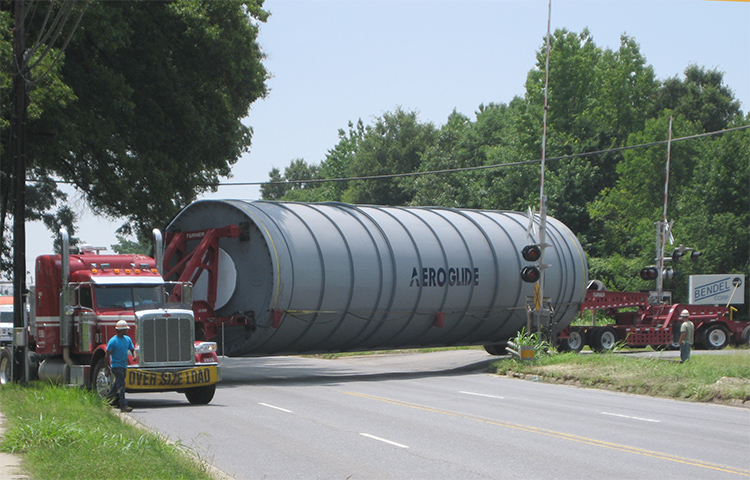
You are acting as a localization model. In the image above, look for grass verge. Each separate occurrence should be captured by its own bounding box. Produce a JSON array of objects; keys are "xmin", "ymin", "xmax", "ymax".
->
[
  {"xmin": 0, "ymin": 382, "xmax": 215, "ymax": 480},
  {"xmin": 491, "ymin": 351, "xmax": 750, "ymax": 406}
]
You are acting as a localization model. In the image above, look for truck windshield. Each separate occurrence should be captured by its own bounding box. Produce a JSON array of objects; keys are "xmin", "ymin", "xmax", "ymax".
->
[{"xmin": 94, "ymin": 286, "xmax": 161, "ymax": 310}]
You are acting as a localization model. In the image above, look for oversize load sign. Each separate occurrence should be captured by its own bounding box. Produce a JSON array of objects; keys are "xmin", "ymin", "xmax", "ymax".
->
[
  {"xmin": 689, "ymin": 275, "xmax": 745, "ymax": 305},
  {"xmin": 126, "ymin": 365, "xmax": 218, "ymax": 390}
]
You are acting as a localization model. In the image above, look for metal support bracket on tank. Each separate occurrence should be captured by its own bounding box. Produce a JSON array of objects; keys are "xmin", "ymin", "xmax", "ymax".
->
[{"xmin": 163, "ymin": 224, "xmax": 242, "ymax": 306}]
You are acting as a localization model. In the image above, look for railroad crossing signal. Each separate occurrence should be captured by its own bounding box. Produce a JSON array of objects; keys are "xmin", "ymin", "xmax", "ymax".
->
[{"xmin": 520, "ymin": 244, "xmax": 542, "ymax": 283}]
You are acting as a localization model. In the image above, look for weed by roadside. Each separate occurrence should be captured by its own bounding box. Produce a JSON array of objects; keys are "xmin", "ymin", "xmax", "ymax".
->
[{"xmin": 0, "ymin": 383, "xmax": 214, "ymax": 480}]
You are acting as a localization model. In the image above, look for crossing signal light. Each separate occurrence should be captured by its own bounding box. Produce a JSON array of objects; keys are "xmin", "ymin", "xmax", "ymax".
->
[
  {"xmin": 640, "ymin": 266, "xmax": 658, "ymax": 281},
  {"xmin": 521, "ymin": 265, "xmax": 541, "ymax": 283},
  {"xmin": 522, "ymin": 244, "xmax": 542, "ymax": 262},
  {"xmin": 690, "ymin": 250, "xmax": 702, "ymax": 261}
]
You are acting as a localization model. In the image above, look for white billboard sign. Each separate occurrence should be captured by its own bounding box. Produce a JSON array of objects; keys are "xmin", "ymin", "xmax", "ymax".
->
[{"xmin": 689, "ymin": 275, "xmax": 745, "ymax": 305}]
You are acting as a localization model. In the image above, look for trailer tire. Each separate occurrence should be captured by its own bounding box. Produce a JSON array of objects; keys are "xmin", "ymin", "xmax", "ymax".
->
[
  {"xmin": 484, "ymin": 343, "xmax": 508, "ymax": 356},
  {"xmin": 185, "ymin": 384, "xmax": 215, "ymax": 405},
  {"xmin": 590, "ymin": 327, "xmax": 617, "ymax": 353},
  {"xmin": 558, "ymin": 329, "xmax": 584, "ymax": 353},
  {"xmin": 741, "ymin": 326, "xmax": 750, "ymax": 346},
  {"xmin": 701, "ymin": 324, "xmax": 730, "ymax": 350},
  {"xmin": 92, "ymin": 359, "xmax": 114, "ymax": 401}
]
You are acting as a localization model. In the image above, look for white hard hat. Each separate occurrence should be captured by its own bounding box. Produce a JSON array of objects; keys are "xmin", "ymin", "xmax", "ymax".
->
[
  {"xmin": 116, "ymin": 320, "xmax": 129, "ymax": 330},
  {"xmin": 680, "ymin": 309, "xmax": 690, "ymax": 317}
]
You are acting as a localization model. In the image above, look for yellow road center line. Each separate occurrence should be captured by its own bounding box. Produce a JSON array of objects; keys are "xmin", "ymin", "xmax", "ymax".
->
[{"xmin": 343, "ymin": 391, "xmax": 750, "ymax": 477}]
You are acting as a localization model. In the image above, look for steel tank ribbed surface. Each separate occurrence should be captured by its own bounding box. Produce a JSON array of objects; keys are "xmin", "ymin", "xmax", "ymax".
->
[{"xmin": 167, "ymin": 200, "xmax": 588, "ymax": 356}]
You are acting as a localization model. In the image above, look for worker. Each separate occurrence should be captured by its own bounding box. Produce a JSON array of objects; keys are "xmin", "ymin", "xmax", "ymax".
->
[
  {"xmin": 678, "ymin": 309, "xmax": 694, "ymax": 364},
  {"xmin": 105, "ymin": 320, "xmax": 135, "ymax": 412}
]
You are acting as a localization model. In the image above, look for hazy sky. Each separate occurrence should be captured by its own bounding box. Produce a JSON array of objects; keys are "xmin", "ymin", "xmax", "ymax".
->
[{"xmin": 24, "ymin": 0, "xmax": 750, "ymax": 276}]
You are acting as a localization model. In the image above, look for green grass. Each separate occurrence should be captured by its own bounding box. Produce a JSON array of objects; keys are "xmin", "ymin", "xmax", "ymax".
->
[
  {"xmin": 0, "ymin": 383, "xmax": 215, "ymax": 480},
  {"xmin": 491, "ymin": 350, "xmax": 750, "ymax": 404}
]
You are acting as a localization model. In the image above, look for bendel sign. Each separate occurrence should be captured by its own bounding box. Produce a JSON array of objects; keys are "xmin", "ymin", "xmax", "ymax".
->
[{"xmin": 688, "ymin": 275, "xmax": 745, "ymax": 305}]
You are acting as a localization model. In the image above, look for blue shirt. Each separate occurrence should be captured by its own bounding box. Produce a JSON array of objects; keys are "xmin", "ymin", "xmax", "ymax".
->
[{"xmin": 107, "ymin": 335, "xmax": 134, "ymax": 369}]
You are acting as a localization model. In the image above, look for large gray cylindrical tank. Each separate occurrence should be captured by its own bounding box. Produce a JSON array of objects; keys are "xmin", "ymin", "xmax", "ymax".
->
[{"xmin": 167, "ymin": 200, "xmax": 588, "ymax": 356}]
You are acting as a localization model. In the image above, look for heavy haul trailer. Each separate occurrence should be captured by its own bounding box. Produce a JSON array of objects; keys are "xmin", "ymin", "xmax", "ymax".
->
[
  {"xmin": 0, "ymin": 230, "xmax": 220, "ymax": 405},
  {"xmin": 557, "ymin": 289, "xmax": 749, "ymax": 353},
  {"xmin": 161, "ymin": 200, "xmax": 589, "ymax": 357}
]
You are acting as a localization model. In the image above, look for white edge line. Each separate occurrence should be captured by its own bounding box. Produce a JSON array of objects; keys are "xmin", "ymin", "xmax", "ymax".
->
[
  {"xmin": 601, "ymin": 411, "xmax": 660, "ymax": 423},
  {"xmin": 360, "ymin": 433, "xmax": 409, "ymax": 449},
  {"xmin": 259, "ymin": 402, "xmax": 293, "ymax": 413},
  {"xmin": 459, "ymin": 391, "xmax": 505, "ymax": 399}
]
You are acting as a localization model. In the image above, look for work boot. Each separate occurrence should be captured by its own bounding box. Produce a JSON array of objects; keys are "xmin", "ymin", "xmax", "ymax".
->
[{"xmin": 121, "ymin": 406, "xmax": 133, "ymax": 412}]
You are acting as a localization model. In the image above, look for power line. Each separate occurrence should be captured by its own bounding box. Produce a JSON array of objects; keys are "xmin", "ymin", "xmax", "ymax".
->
[
  {"xmin": 31, "ymin": 124, "xmax": 750, "ymax": 187},
  {"xmin": 212, "ymin": 124, "xmax": 750, "ymax": 187}
]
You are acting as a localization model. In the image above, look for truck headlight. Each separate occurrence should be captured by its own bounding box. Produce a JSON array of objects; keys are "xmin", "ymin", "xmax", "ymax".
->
[{"xmin": 195, "ymin": 342, "xmax": 217, "ymax": 354}]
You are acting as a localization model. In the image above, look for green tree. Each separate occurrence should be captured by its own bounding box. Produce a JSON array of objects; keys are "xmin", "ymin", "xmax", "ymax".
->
[
  {"xmin": 654, "ymin": 65, "xmax": 743, "ymax": 133},
  {"xmin": 524, "ymin": 29, "xmax": 658, "ymax": 248},
  {"xmin": 1, "ymin": 0, "xmax": 269, "ymax": 274},
  {"xmin": 260, "ymin": 159, "xmax": 321, "ymax": 202},
  {"xmin": 340, "ymin": 108, "xmax": 437, "ymax": 206}
]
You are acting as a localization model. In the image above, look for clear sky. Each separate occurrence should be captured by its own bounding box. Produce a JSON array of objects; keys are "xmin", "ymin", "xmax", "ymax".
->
[{"xmin": 23, "ymin": 0, "xmax": 750, "ymax": 277}]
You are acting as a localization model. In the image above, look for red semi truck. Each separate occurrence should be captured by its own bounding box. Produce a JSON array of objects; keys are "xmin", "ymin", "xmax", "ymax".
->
[{"xmin": 0, "ymin": 229, "xmax": 220, "ymax": 404}]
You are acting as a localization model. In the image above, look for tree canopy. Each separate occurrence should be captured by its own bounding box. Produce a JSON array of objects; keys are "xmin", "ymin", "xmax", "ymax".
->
[{"xmin": 1, "ymin": 0, "xmax": 269, "ymax": 270}]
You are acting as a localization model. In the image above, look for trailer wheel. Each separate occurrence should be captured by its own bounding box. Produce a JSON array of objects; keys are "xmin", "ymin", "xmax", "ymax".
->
[
  {"xmin": 701, "ymin": 324, "xmax": 730, "ymax": 350},
  {"xmin": 185, "ymin": 384, "xmax": 215, "ymax": 405},
  {"xmin": 558, "ymin": 330, "xmax": 584, "ymax": 353},
  {"xmin": 484, "ymin": 343, "xmax": 508, "ymax": 356},
  {"xmin": 590, "ymin": 327, "xmax": 617, "ymax": 353},
  {"xmin": 741, "ymin": 326, "xmax": 750, "ymax": 346},
  {"xmin": 92, "ymin": 359, "xmax": 114, "ymax": 400}
]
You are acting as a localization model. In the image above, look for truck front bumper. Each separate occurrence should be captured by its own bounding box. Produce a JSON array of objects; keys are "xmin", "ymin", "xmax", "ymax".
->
[{"xmin": 125, "ymin": 364, "xmax": 220, "ymax": 391}]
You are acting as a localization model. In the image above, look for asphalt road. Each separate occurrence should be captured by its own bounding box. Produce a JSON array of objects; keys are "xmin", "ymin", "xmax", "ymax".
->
[{"xmin": 126, "ymin": 350, "xmax": 750, "ymax": 480}]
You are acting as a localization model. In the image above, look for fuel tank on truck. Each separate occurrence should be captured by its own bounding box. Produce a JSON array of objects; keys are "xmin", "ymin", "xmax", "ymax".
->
[{"xmin": 166, "ymin": 200, "xmax": 588, "ymax": 357}]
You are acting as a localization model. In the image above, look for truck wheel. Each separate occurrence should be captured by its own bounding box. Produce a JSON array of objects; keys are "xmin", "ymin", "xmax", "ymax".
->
[
  {"xmin": 185, "ymin": 384, "xmax": 215, "ymax": 405},
  {"xmin": 558, "ymin": 329, "xmax": 584, "ymax": 353},
  {"xmin": 27, "ymin": 352, "xmax": 40, "ymax": 381},
  {"xmin": 484, "ymin": 343, "xmax": 508, "ymax": 356},
  {"xmin": 590, "ymin": 327, "xmax": 617, "ymax": 353},
  {"xmin": 0, "ymin": 348, "xmax": 13, "ymax": 385},
  {"xmin": 701, "ymin": 324, "xmax": 729, "ymax": 350},
  {"xmin": 92, "ymin": 359, "xmax": 114, "ymax": 400}
]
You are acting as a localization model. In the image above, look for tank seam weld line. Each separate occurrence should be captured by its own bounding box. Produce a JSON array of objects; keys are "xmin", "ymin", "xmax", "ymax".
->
[{"xmin": 342, "ymin": 391, "xmax": 750, "ymax": 477}]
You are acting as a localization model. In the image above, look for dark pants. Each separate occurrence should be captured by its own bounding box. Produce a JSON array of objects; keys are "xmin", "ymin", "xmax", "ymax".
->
[
  {"xmin": 680, "ymin": 342, "xmax": 692, "ymax": 363},
  {"xmin": 108, "ymin": 367, "xmax": 128, "ymax": 408}
]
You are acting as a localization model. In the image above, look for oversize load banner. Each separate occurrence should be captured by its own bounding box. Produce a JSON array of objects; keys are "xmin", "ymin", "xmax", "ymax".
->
[
  {"xmin": 126, "ymin": 365, "xmax": 218, "ymax": 390},
  {"xmin": 688, "ymin": 275, "xmax": 745, "ymax": 305}
]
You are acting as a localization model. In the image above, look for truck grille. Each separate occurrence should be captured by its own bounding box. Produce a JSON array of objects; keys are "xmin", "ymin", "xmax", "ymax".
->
[{"xmin": 139, "ymin": 314, "xmax": 194, "ymax": 366}]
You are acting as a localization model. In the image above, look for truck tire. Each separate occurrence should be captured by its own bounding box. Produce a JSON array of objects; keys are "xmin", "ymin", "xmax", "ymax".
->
[
  {"xmin": 590, "ymin": 327, "xmax": 617, "ymax": 353},
  {"xmin": 701, "ymin": 324, "xmax": 730, "ymax": 350},
  {"xmin": 92, "ymin": 359, "xmax": 114, "ymax": 400},
  {"xmin": 185, "ymin": 384, "xmax": 215, "ymax": 405},
  {"xmin": 27, "ymin": 352, "xmax": 40, "ymax": 381},
  {"xmin": 0, "ymin": 348, "xmax": 13, "ymax": 385},
  {"xmin": 558, "ymin": 329, "xmax": 584, "ymax": 353}
]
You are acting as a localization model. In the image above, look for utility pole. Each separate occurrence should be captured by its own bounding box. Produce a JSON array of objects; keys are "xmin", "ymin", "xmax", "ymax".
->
[
  {"xmin": 534, "ymin": 0, "xmax": 553, "ymax": 337},
  {"xmin": 12, "ymin": 0, "xmax": 29, "ymax": 382}
]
